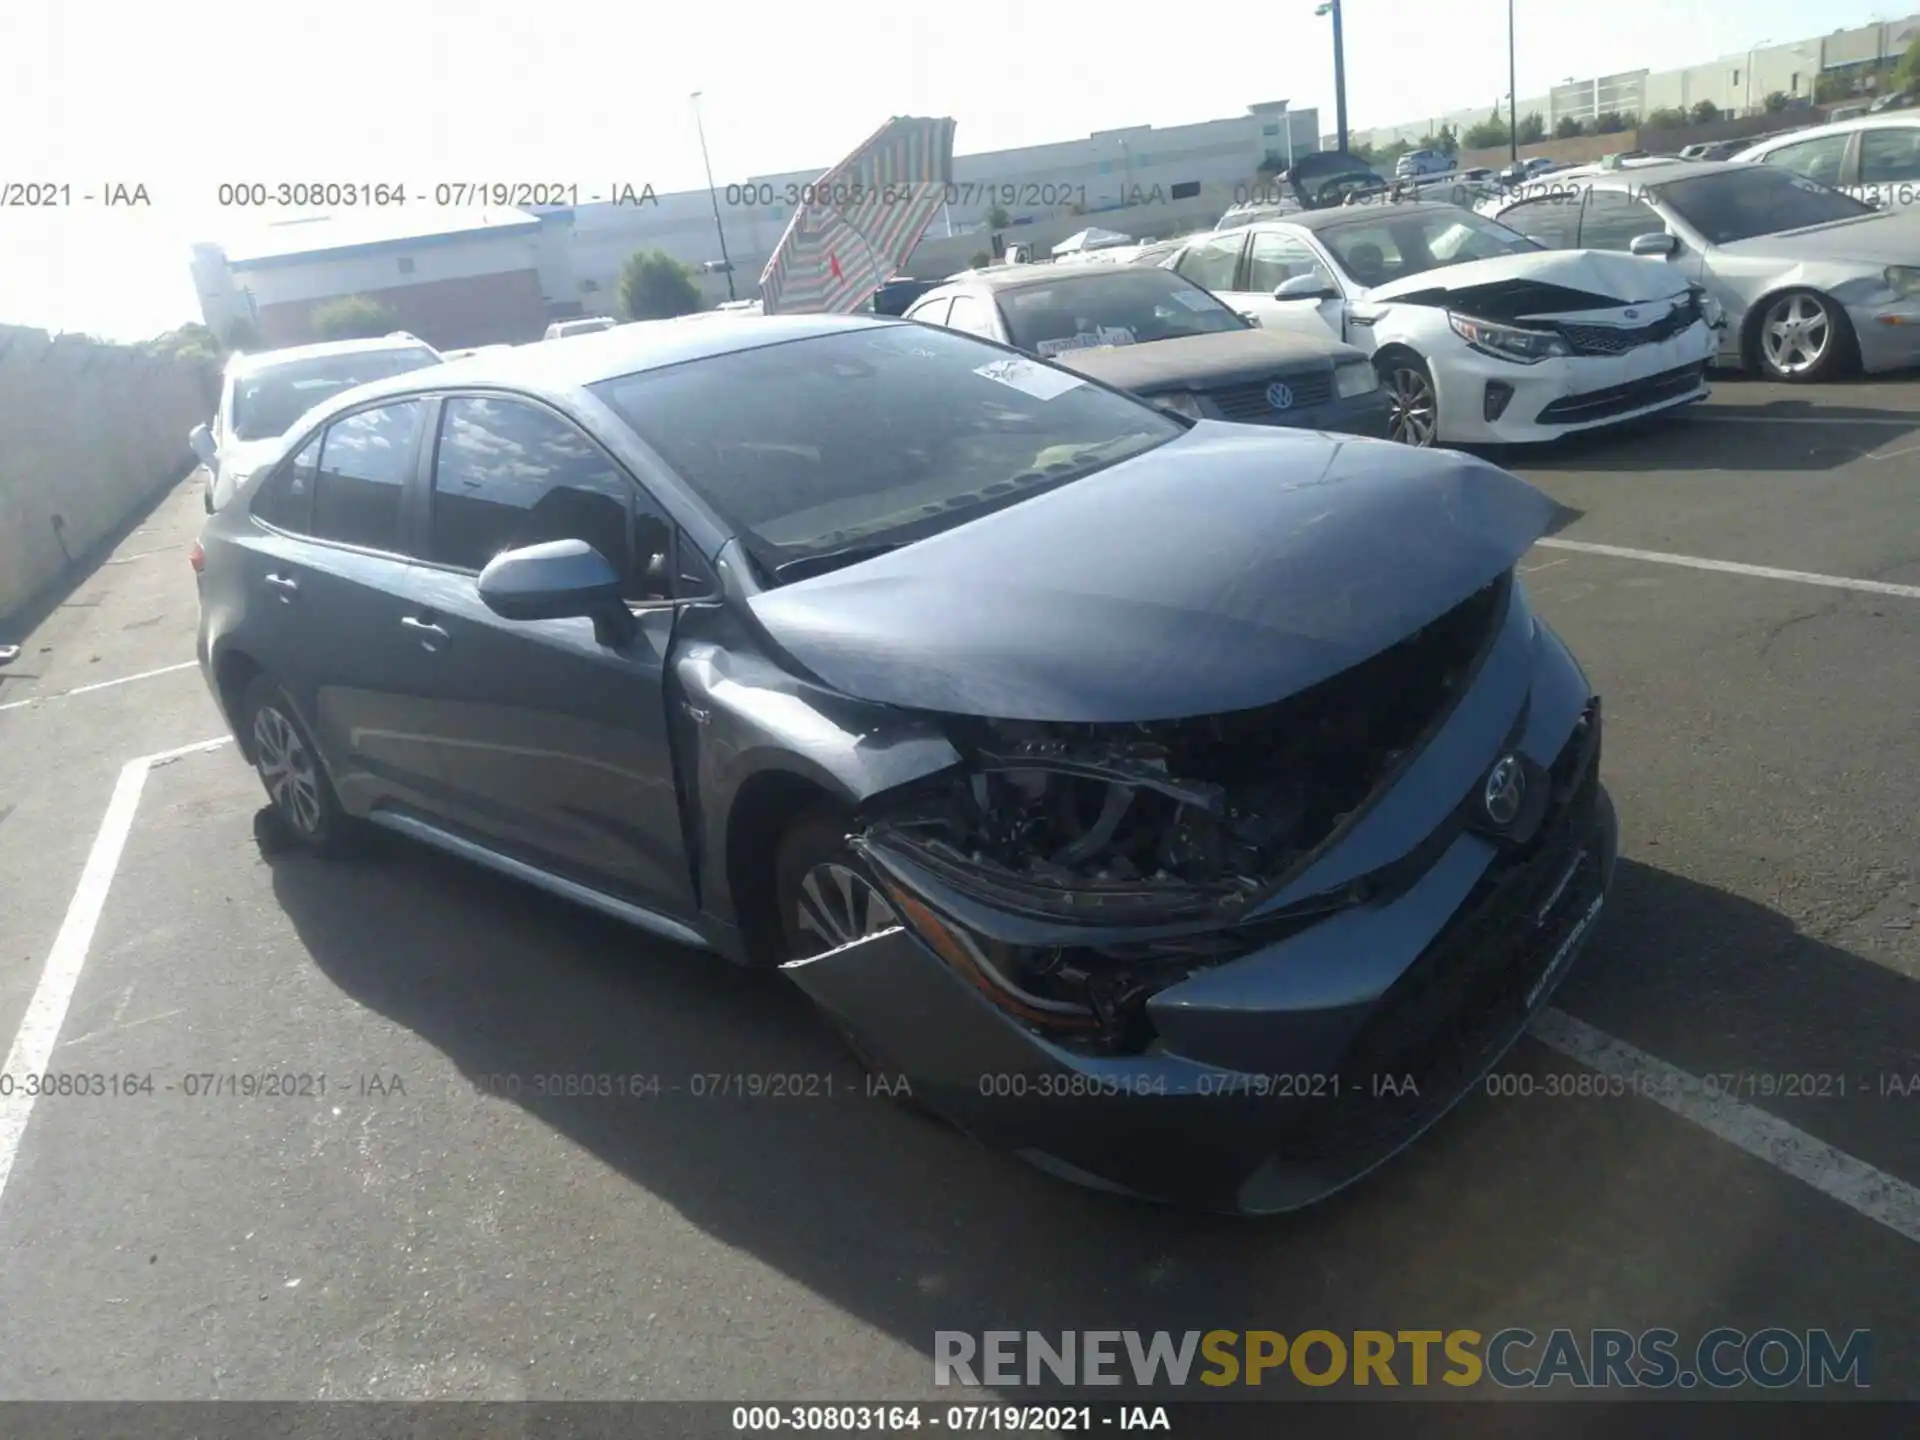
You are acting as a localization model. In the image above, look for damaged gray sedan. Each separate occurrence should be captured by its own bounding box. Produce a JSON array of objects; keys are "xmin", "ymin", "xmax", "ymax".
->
[{"xmin": 194, "ymin": 314, "xmax": 1617, "ymax": 1215}]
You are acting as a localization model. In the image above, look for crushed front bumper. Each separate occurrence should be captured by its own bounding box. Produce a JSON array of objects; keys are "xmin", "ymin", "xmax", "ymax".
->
[{"xmin": 784, "ymin": 610, "xmax": 1619, "ymax": 1214}]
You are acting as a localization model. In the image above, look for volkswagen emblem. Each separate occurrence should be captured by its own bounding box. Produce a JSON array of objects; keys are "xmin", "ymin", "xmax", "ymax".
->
[
  {"xmin": 1266, "ymin": 382, "xmax": 1294, "ymax": 411},
  {"xmin": 1482, "ymin": 755, "xmax": 1527, "ymax": 828},
  {"xmin": 1622, "ymin": 309, "xmax": 1639, "ymax": 320}
]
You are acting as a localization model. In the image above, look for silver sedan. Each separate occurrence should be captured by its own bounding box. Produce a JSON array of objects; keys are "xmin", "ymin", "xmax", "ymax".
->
[{"xmin": 1479, "ymin": 161, "xmax": 1920, "ymax": 382}]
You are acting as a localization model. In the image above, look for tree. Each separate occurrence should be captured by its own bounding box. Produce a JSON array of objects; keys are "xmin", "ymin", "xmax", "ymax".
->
[
  {"xmin": 221, "ymin": 317, "xmax": 264, "ymax": 352},
  {"xmin": 1435, "ymin": 124, "xmax": 1459, "ymax": 155},
  {"xmin": 141, "ymin": 322, "xmax": 221, "ymax": 361},
  {"xmin": 1815, "ymin": 73, "xmax": 1853, "ymax": 104},
  {"xmin": 617, "ymin": 248, "xmax": 703, "ymax": 321},
  {"xmin": 1348, "ymin": 140, "xmax": 1376, "ymax": 164},
  {"xmin": 985, "ymin": 205, "xmax": 1011, "ymax": 229},
  {"xmin": 310, "ymin": 295, "xmax": 397, "ymax": 340},
  {"xmin": 1894, "ymin": 36, "xmax": 1920, "ymax": 90},
  {"xmin": 1763, "ymin": 90, "xmax": 1793, "ymax": 113},
  {"xmin": 1593, "ymin": 111, "xmax": 1631, "ymax": 134},
  {"xmin": 1554, "ymin": 115, "xmax": 1585, "ymax": 139},
  {"xmin": 969, "ymin": 251, "xmax": 992, "ymax": 269},
  {"xmin": 1378, "ymin": 138, "xmax": 1414, "ymax": 162},
  {"xmin": 1518, "ymin": 112, "xmax": 1547, "ymax": 143},
  {"xmin": 1464, "ymin": 105, "xmax": 1510, "ymax": 149},
  {"xmin": 1689, "ymin": 99, "xmax": 1721, "ymax": 124},
  {"xmin": 1644, "ymin": 106, "xmax": 1688, "ymax": 130}
]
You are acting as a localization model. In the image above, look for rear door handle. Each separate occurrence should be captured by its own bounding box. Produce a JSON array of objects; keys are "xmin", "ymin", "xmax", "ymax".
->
[{"xmin": 263, "ymin": 573, "xmax": 299, "ymax": 597}]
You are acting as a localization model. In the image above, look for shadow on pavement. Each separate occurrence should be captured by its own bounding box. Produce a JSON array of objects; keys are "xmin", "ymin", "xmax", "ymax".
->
[
  {"xmin": 256, "ymin": 816, "xmax": 1920, "ymax": 1403},
  {"xmin": 1502, "ymin": 404, "xmax": 1919, "ymax": 476}
]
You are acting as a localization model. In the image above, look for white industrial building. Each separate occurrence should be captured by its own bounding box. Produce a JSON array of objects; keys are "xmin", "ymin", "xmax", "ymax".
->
[
  {"xmin": 191, "ymin": 101, "xmax": 1319, "ymax": 336},
  {"xmin": 1344, "ymin": 12, "xmax": 1920, "ymax": 149}
]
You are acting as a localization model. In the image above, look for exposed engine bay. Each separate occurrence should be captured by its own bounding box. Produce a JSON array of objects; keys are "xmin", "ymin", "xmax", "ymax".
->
[{"xmin": 857, "ymin": 575, "xmax": 1511, "ymax": 1051}]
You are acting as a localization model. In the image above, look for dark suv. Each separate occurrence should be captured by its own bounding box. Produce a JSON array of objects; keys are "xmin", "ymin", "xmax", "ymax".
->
[{"xmin": 192, "ymin": 313, "xmax": 1614, "ymax": 1214}]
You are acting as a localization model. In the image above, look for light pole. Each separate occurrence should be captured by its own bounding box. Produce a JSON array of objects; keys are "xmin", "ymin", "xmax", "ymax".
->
[
  {"xmin": 1507, "ymin": 0, "xmax": 1519, "ymax": 163},
  {"xmin": 690, "ymin": 91, "xmax": 737, "ymax": 301},
  {"xmin": 1315, "ymin": 1, "xmax": 1349, "ymax": 153}
]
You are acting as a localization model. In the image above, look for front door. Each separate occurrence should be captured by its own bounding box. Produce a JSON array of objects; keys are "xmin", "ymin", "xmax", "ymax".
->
[
  {"xmin": 390, "ymin": 392, "xmax": 697, "ymax": 916},
  {"xmin": 1217, "ymin": 228, "xmax": 1348, "ymax": 342}
]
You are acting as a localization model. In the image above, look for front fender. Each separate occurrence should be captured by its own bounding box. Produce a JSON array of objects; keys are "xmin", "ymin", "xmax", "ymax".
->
[{"xmin": 672, "ymin": 621, "xmax": 961, "ymax": 929}]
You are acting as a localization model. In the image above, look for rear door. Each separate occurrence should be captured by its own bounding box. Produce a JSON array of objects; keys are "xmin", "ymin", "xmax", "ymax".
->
[
  {"xmin": 258, "ymin": 397, "xmax": 446, "ymax": 813},
  {"xmin": 386, "ymin": 391, "xmax": 697, "ymax": 915}
]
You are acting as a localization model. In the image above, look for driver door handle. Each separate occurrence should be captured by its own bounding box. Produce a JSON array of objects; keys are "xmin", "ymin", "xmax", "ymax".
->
[
  {"xmin": 401, "ymin": 615, "xmax": 449, "ymax": 650},
  {"xmin": 263, "ymin": 573, "xmax": 299, "ymax": 596}
]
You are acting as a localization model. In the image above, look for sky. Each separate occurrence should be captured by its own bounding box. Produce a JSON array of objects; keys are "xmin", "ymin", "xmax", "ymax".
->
[{"xmin": 0, "ymin": 0, "xmax": 1904, "ymax": 341}]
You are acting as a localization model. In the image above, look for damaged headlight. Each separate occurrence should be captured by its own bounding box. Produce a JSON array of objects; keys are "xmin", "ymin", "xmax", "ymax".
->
[
  {"xmin": 1885, "ymin": 265, "xmax": 1920, "ymax": 299},
  {"xmin": 1448, "ymin": 312, "xmax": 1572, "ymax": 363},
  {"xmin": 1334, "ymin": 359, "xmax": 1380, "ymax": 397}
]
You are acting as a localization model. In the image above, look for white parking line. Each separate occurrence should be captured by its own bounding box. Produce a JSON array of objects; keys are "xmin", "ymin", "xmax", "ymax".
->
[
  {"xmin": 1692, "ymin": 413, "xmax": 1920, "ymax": 427},
  {"xmin": 0, "ymin": 660, "xmax": 197, "ymax": 713},
  {"xmin": 1533, "ymin": 1009, "xmax": 1920, "ymax": 1246},
  {"xmin": 0, "ymin": 737, "xmax": 229, "ymax": 1215},
  {"xmin": 1534, "ymin": 539, "xmax": 1920, "ymax": 600}
]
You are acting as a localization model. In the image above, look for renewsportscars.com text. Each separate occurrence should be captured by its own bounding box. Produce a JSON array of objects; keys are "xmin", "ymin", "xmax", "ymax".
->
[{"xmin": 933, "ymin": 1328, "xmax": 1871, "ymax": 1390}]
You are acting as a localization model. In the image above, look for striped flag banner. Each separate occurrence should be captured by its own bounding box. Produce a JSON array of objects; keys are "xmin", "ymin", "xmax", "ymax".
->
[{"xmin": 759, "ymin": 116, "xmax": 958, "ymax": 315}]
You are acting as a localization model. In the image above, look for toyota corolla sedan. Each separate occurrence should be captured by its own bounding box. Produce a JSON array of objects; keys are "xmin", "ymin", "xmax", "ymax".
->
[
  {"xmin": 193, "ymin": 315, "xmax": 1616, "ymax": 1214},
  {"xmin": 1161, "ymin": 202, "xmax": 1719, "ymax": 446},
  {"xmin": 1481, "ymin": 161, "xmax": 1920, "ymax": 382}
]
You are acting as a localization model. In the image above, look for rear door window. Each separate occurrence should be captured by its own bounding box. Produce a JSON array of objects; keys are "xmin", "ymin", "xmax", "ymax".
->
[
  {"xmin": 1173, "ymin": 232, "xmax": 1246, "ymax": 291},
  {"xmin": 1757, "ymin": 133, "xmax": 1851, "ymax": 187},
  {"xmin": 310, "ymin": 400, "xmax": 425, "ymax": 553},
  {"xmin": 253, "ymin": 433, "xmax": 320, "ymax": 533}
]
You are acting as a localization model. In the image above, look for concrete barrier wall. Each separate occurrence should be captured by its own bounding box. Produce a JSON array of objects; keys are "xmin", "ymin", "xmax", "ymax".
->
[{"xmin": 0, "ymin": 326, "xmax": 218, "ymax": 626}]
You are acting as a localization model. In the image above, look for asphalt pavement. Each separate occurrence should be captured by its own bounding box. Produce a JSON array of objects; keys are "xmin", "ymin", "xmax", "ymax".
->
[{"xmin": 0, "ymin": 378, "xmax": 1914, "ymax": 1416}]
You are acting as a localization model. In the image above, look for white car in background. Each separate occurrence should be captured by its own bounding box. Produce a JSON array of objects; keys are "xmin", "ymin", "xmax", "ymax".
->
[
  {"xmin": 1159, "ymin": 201, "xmax": 1719, "ymax": 446},
  {"xmin": 190, "ymin": 334, "xmax": 443, "ymax": 512},
  {"xmin": 542, "ymin": 316, "xmax": 620, "ymax": 339},
  {"xmin": 1732, "ymin": 114, "xmax": 1920, "ymax": 212},
  {"xmin": 1480, "ymin": 160, "xmax": 1920, "ymax": 382}
]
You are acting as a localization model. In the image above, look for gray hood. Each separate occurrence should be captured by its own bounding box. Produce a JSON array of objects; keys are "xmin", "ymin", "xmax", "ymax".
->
[
  {"xmin": 1052, "ymin": 330, "xmax": 1364, "ymax": 394},
  {"xmin": 747, "ymin": 423, "xmax": 1557, "ymax": 723},
  {"xmin": 1717, "ymin": 208, "xmax": 1920, "ymax": 267}
]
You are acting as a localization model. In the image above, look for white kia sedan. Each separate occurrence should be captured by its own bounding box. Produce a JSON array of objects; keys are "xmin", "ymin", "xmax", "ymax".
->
[{"xmin": 1159, "ymin": 202, "xmax": 1721, "ymax": 446}]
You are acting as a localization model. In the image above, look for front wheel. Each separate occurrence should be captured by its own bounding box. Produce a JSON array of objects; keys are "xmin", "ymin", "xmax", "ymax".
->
[
  {"xmin": 1753, "ymin": 289, "xmax": 1851, "ymax": 383},
  {"xmin": 775, "ymin": 807, "xmax": 935, "ymax": 1116},
  {"xmin": 1378, "ymin": 353, "xmax": 1440, "ymax": 446}
]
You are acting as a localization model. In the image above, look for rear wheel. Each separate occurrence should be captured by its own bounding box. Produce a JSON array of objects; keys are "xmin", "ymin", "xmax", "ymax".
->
[
  {"xmin": 239, "ymin": 674, "xmax": 358, "ymax": 857},
  {"xmin": 1378, "ymin": 353, "xmax": 1439, "ymax": 446}
]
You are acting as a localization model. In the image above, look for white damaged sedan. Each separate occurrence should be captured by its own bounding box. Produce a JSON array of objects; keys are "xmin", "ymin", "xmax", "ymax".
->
[{"xmin": 1161, "ymin": 200, "xmax": 1722, "ymax": 446}]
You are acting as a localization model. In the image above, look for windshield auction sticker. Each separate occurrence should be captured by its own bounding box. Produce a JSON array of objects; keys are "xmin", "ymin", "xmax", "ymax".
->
[{"xmin": 974, "ymin": 358, "xmax": 1087, "ymax": 400}]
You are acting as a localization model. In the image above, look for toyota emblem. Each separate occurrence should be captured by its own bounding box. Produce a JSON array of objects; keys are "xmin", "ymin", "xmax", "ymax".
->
[
  {"xmin": 1266, "ymin": 382, "xmax": 1294, "ymax": 411},
  {"xmin": 1482, "ymin": 755, "xmax": 1527, "ymax": 828}
]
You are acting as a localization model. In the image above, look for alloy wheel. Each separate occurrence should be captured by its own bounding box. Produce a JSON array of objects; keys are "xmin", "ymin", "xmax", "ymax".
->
[
  {"xmin": 253, "ymin": 704, "xmax": 323, "ymax": 836},
  {"xmin": 793, "ymin": 862, "xmax": 898, "ymax": 956},
  {"xmin": 1386, "ymin": 366, "xmax": 1438, "ymax": 446},
  {"xmin": 1760, "ymin": 293, "xmax": 1831, "ymax": 376}
]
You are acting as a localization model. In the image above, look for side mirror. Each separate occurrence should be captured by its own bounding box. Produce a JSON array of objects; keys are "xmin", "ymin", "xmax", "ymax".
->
[
  {"xmin": 478, "ymin": 539, "xmax": 635, "ymax": 646},
  {"xmin": 1275, "ymin": 274, "xmax": 1339, "ymax": 300},
  {"xmin": 189, "ymin": 423, "xmax": 217, "ymax": 468},
  {"xmin": 1630, "ymin": 231, "xmax": 1679, "ymax": 257}
]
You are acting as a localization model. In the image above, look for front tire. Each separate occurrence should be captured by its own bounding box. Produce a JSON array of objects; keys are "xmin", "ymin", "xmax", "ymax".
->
[
  {"xmin": 774, "ymin": 807, "xmax": 933, "ymax": 1115},
  {"xmin": 238, "ymin": 674, "xmax": 358, "ymax": 857},
  {"xmin": 1752, "ymin": 289, "xmax": 1852, "ymax": 383},
  {"xmin": 1378, "ymin": 353, "xmax": 1440, "ymax": 446}
]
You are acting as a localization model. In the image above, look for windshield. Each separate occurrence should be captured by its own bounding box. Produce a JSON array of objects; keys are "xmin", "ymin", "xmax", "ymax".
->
[
  {"xmin": 590, "ymin": 324, "xmax": 1180, "ymax": 581},
  {"xmin": 230, "ymin": 347, "xmax": 440, "ymax": 440},
  {"xmin": 1654, "ymin": 166, "xmax": 1874, "ymax": 244},
  {"xmin": 998, "ymin": 269, "xmax": 1248, "ymax": 354},
  {"xmin": 1317, "ymin": 208, "xmax": 1542, "ymax": 287}
]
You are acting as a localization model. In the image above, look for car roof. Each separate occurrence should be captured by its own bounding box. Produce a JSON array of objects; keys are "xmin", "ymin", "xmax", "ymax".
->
[
  {"xmin": 292, "ymin": 312, "xmax": 895, "ymax": 416},
  {"xmin": 927, "ymin": 264, "xmax": 1187, "ymax": 296},
  {"xmin": 1509, "ymin": 159, "xmax": 1713, "ymax": 191},
  {"xmin": 1740, "ymin": 114, "xmax": 1920, "ymax": 149},
  {"xmin": 225, "ymin": 334, "xmax": 435, "ymax": 377}
]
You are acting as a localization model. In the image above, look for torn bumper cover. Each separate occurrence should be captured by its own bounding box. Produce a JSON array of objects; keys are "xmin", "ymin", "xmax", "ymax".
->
[{"xmin": 782, "ymin": 583, "xmax": 1618, "ymax": 1214}]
